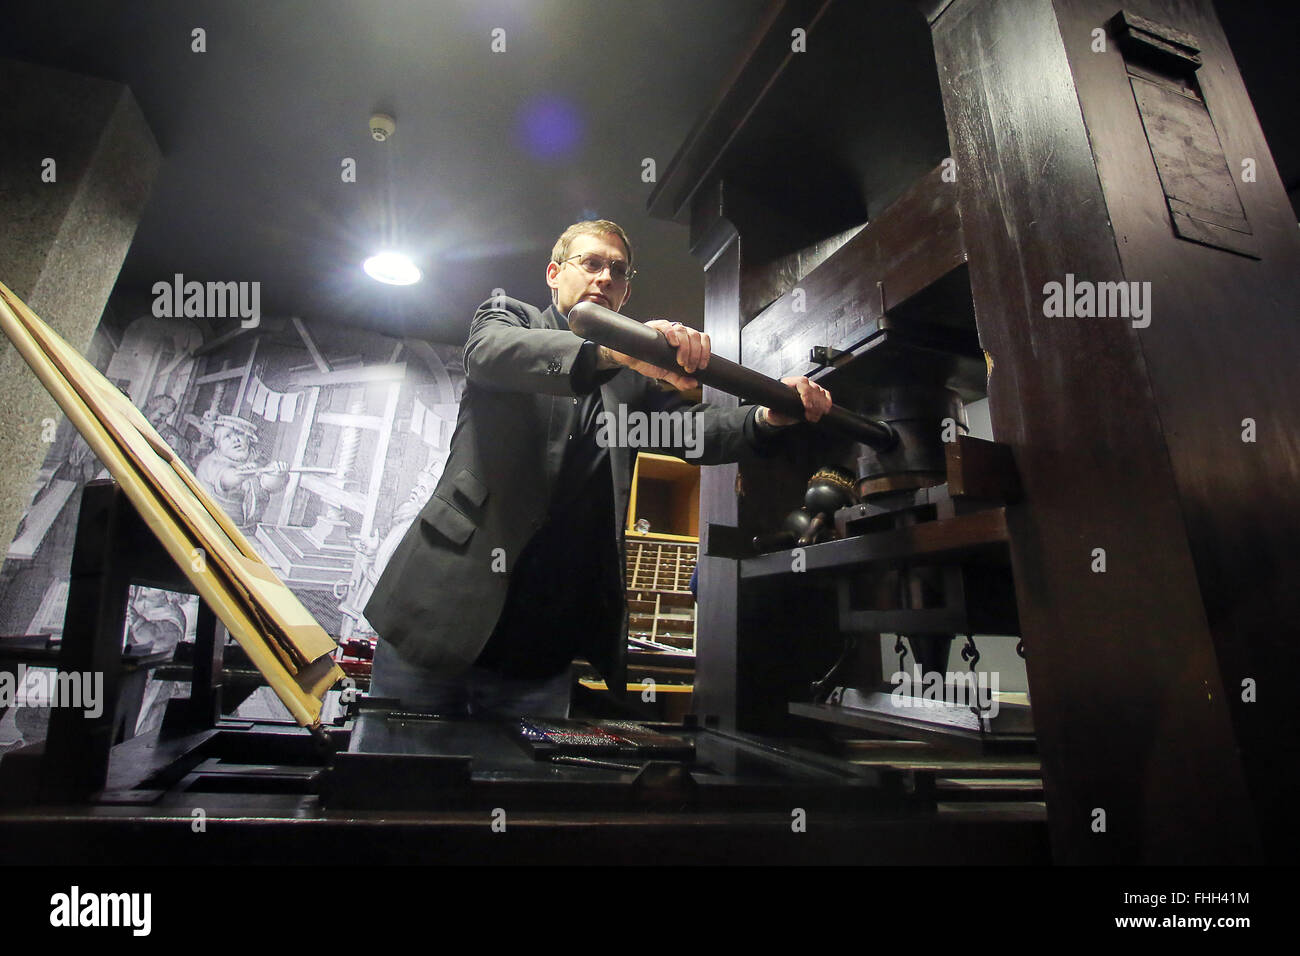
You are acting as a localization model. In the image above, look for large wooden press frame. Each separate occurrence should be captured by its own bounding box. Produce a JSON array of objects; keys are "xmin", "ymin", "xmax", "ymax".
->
[{"xmin": 649, "ymin": 0, "xmax": 1300, "ymax": 863}]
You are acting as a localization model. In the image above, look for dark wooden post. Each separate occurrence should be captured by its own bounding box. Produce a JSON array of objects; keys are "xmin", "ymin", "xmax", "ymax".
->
[
  {"xmin": 40, "ymin": 481, "xmax": 135, "ymax": 800},
  {"xmin": 933, "ymin": 0, "xmax": 1293, "ymax": 862}
]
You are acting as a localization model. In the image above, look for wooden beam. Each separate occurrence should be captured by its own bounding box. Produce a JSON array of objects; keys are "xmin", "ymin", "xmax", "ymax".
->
[
  {"xmin": 740, "ymin": 162, "xmax": 966, "ymax": 380},
  {"xmin": 291, "ymin": 316, "xmax": 332, "ymax": 374}
]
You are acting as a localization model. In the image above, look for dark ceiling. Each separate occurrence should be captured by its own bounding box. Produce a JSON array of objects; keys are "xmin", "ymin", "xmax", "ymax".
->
[
  {"xmin": 1, "ymin": 0, "xmax": 771, "ymax": 342},
  {"xmin": 2, "ymin": 0, "xmax": 1295, "ymax": 345}
]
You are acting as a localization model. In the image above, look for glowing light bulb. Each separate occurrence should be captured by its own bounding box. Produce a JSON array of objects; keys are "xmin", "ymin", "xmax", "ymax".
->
[{"xmin": 363, "ymin": 252, "xmax": 421, "ymax": 285}]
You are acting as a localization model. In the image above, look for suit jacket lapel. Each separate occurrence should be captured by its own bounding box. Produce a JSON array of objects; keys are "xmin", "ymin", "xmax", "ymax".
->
[
  {"xmin": 536, "ymin": 303, "xmax": 631, "ymax": 524},
  {"xmin": 602, "ymin": 376, "xmax": 631, "ymax": 530},
  {"xmin": 536, "ymin": 303, "xmax": 562, "ymax": 331},
  {"xmin": 541, "ymin": 304, "xmax": 569, "ymax": 499}
]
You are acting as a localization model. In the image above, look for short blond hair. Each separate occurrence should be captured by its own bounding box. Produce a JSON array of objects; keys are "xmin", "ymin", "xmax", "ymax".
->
[{"xmin": 550, "ymin": 220, "xmax": 633, "ymax": 271}]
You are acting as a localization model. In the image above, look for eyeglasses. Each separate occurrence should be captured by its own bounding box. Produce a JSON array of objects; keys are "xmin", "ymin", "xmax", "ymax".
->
[{"xmin": 557, "ymin": 252, "xmax": 636, "ymax": 283}]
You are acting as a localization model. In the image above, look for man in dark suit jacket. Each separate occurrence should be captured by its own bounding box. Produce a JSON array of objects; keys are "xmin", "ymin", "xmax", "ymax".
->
[{"xmin": 358, "ymin": 220, "xmax": 830, "ymax": 723}]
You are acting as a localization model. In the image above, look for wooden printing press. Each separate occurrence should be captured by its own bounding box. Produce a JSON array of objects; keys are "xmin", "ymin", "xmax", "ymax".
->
[
  {"xmin": 637, "ymin": 0, "xmax": 1300, "ymax": 865},
  {"xmin": 2, "ymin": 0, "xmax": 1297, "ymax": 866}
]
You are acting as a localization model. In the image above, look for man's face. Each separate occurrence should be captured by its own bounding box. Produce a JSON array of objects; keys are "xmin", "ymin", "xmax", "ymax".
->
[
  {"xmin": 545, "ymin": 232, "xmax": 632, "ymax": 316},
  {"xmin": 216, "ymin": 427, "xmax": 251, "ymax": 461}
]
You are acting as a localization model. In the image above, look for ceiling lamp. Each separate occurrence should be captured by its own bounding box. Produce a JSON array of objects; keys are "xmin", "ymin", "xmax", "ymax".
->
[{"xmin": 363, "ymin": 251, "xmax": 421, "ymax": 285}]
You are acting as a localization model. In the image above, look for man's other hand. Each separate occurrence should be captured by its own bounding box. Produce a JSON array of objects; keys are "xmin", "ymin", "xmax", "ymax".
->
[
  {"xmin": 599, "ymin": 319, "xmax": 709, "ymax": 390},
  {"xmin": 763, "ymin": 376, "xmax": 832, "ymax": 426}
]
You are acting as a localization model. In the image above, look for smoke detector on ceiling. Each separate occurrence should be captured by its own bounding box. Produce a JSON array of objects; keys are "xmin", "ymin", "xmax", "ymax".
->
[{"xmin": 370, "ymin": 113, "xmax": 396, "ymax": 142}]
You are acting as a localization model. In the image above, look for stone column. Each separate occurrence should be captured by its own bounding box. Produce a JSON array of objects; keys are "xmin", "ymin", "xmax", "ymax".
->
[{"xmin": 0, "ymin": 58, "xmax": 160, "ymax": 556}]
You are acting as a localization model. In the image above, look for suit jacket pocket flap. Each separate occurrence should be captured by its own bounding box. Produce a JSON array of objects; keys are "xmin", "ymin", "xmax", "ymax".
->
[
  {"xmin": 420, "ymin": 495, "xmax": 476, "ymax": 546},
  {"xmin": 451, "ymin": 468, "xmax": 489, "ymax": 507}
]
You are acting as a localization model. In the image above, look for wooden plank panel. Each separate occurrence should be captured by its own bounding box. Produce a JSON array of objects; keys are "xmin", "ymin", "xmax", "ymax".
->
[
  {"xmin": 740, "ymin": 162, "xmax": 966, "ymax": 380},
  {"xmin": 743, "ymin": 508, "xmax": 1008, "ymax": 578}
]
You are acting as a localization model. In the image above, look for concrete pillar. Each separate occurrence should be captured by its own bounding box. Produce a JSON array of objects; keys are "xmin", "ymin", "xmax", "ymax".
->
[{"xmin": 0, "ymin": 58, "xmax": 160, "ymax": 558}]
